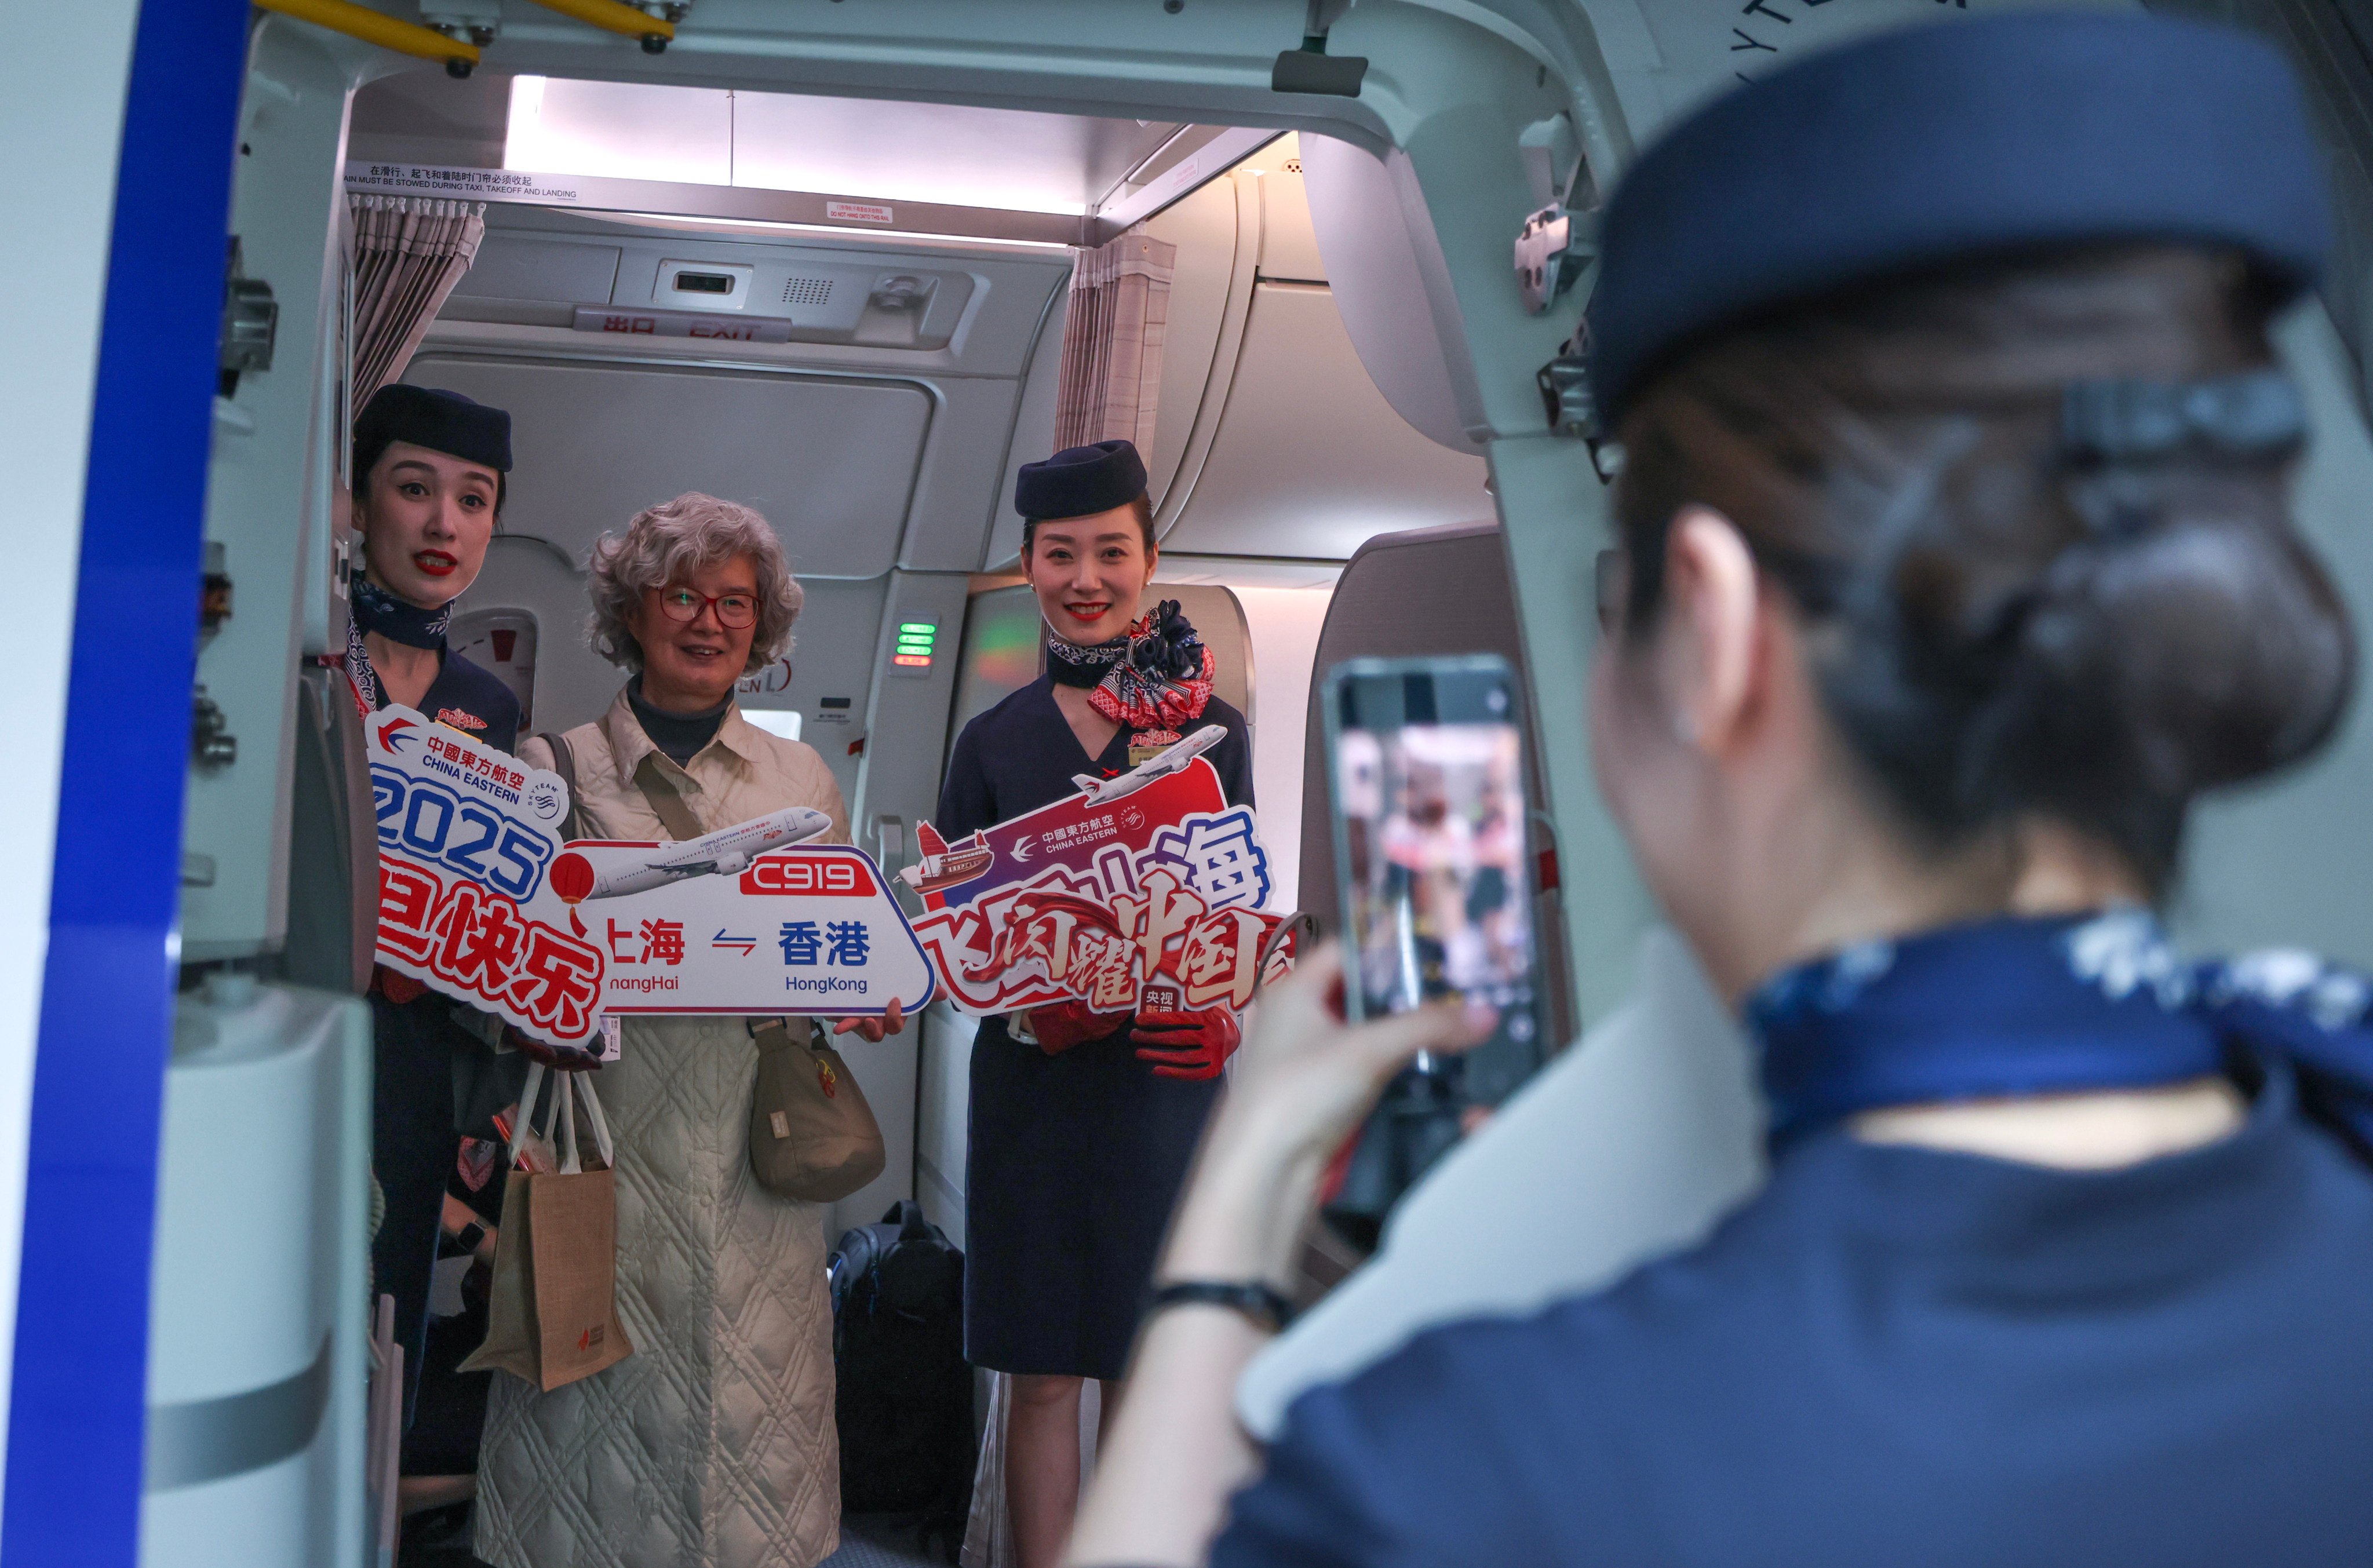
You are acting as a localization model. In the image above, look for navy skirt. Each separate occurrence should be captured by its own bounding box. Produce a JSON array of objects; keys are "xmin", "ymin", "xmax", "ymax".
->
[{"xmin": 963, "ymin": 1013, "xmax": 1220, "ymax": 1381}]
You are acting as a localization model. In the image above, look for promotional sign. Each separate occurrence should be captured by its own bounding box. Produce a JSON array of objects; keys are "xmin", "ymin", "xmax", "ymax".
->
[
  {"xmin": 365, "ymin": 705, "xmax": 934, "ymax": 1046},
  {"xmin": 906, "ymin": 745, "xmax": 1289, "ymax": 1019}
]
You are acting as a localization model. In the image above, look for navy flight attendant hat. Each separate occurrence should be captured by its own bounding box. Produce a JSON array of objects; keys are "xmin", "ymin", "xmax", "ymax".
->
[
  {"xmin": 1584, "ymin": 11, "xmax": 2331, "ymax": 426},
  {"xmin": 1015, "ymin": 439, "xmax": 1148, "ymax": 520},
  {"xmin": 352, "ymin": 384, "xmax": 514, "ymax": 490}
]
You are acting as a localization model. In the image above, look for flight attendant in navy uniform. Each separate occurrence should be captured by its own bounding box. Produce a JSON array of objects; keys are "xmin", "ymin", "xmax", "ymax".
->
[
  {"xmin": 936, "ymin": 439, "xmax": 1254, "ymax": 1568},
  {"xmin": 344, "ymin": 384, "xmax": 529, "ymax": 1426},
  {"xmin": 1055, "ymin": 16, "xmax": 2373, "ymax": 1568}
]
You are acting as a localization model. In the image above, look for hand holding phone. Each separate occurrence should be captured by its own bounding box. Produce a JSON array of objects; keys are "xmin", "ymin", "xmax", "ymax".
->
[{"xmin": 1318, "ymin": 655, "xmax": 1547, "ymax": 1247}]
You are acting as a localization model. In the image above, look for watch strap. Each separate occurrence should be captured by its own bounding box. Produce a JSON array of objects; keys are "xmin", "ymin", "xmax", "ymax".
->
[{"xmin": 1146, "ymin": 1278, "xmax": 1296, "ymax": 1333}]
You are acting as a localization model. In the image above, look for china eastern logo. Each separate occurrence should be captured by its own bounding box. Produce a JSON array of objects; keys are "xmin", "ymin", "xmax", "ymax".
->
[{"xmin": 739, "ymin": 854, "xmax": 877, "ymax": 897}]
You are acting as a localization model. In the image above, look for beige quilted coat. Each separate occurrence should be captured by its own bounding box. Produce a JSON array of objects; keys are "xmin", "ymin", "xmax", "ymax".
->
[{"xmin": 477, "ymin": 690, "xmax": 852, "ymax": 1568}]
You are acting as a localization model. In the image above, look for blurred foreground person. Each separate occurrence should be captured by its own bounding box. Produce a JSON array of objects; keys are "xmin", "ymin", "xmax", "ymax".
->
[{"xmin": 1069, "ymin": 16, "xmax": 2373, "ymax": 1567}]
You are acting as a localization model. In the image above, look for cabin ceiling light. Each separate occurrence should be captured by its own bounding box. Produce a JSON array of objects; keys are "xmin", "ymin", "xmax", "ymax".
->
[{"xmin": 505, "ymin": 77, "xmax": 1099, "ymax": 215}]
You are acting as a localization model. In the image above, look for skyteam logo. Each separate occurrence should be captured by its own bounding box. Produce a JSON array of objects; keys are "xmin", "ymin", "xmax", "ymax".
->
[{"xmin": 525, "ymin": 777, "xmax": 566, "ymax": 823}]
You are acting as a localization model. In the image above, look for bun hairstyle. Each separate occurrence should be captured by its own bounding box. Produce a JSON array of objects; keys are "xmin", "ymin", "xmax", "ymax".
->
[{"xmin": 1612, "ymin": 245, "xmax": 2354, "ymax": 895}]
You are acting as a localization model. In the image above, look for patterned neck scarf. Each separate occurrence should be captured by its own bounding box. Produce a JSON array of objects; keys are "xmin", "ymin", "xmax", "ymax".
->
[
  {"xmin": 1046, "ymin": 599, "xmax": 1215, "ymax": 731},
  {"xmin": 1749, "ymin": 909, "xmax": 2373, "ymax": 1158},
  {"xmin": 345, "ymin": 570, "xmax": 451, "ymax": 710}
]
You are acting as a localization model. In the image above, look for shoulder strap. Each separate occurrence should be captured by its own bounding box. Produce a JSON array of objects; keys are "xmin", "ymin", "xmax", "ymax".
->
[
  {"xmin": 536, "ymin": 731, "xmax": 588, "ymax": 843},
  {"xmin": 535, "ymin": 731, "xmax": 577, "ymax": 793},
  {"xmin": 632, "ymin": 752, "xmax": 708, "ymax": 842}
]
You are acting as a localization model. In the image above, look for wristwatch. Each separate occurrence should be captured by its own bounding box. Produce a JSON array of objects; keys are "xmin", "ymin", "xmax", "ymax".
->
[
  {"xmin": 451, "ymin": 1220, "xmax": 488, "ymax": 1256},
  {"xmin": 1146, "ymin": 1278, "xmax": 1296, "ymax": 1333}
]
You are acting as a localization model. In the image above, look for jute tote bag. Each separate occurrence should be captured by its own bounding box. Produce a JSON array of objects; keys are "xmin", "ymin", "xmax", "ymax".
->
[{"xmin": 461, "ymin": 1061, "xmax": 634, "ymax": 1390}]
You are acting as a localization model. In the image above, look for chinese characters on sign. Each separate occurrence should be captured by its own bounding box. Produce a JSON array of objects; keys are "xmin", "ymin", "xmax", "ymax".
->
[
  {"xmin": 909, "ymin": 759, "xmax": 1291, "ymax": 1018},
  {"xmin": 366, "ymin": 701, "xmax": 933, "ymax": 1047}
]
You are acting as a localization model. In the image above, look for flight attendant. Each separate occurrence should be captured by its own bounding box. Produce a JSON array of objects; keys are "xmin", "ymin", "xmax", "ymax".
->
[
  {"xmin": 1066, "ymin": 15, "xmax": 2373, "ymax": 1567},
  {"xmin": 345, "ymin": 383, "xmax": 523, "ymax": 1423},
  {"xmin": 936, "ymin": 439, "xmax": 1253, "ymax": 1568},
  {"xmin": 345, "ymin": 384, "xmax": 519, "ymax": 746}
]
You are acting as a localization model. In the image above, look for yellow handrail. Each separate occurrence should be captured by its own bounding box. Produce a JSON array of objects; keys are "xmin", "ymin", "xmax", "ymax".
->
[
  {"xmin": 253, "ymin": 0, "xmax": 481, "ymax": 74},
  {"xmin": 521, "ymin": 0, "xmax": 677, "ymax": 51}
]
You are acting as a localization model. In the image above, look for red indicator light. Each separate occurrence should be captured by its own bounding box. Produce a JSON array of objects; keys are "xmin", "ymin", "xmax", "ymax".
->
[{"xmin": 892, "ymin": 654, "xmax": 931, "ymax": 667}]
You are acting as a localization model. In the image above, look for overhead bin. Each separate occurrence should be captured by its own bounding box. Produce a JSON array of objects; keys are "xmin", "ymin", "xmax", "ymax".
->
[
  {"xmin": 1157, "ymin": 280, "xmax": 1491, "ymax": 559},
  {"xmin": 1138, "ymin": 138, "xmax": 1492, "ymax": 564},
  {"xmin": 1296, "ymin": 134, "xmax": 1487, "ymax": 457}
]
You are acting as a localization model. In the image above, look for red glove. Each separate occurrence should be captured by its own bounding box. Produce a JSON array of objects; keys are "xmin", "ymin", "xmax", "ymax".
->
[
  {"xmin": 1024, "ymin": 998, "xmax": 1131, "ymax": 1057},
  {"xmin": 1130, "ymin": 1005, "xmax": 1242, "ymax": 1081},
  {"xmin": 505, "ymin": 1023, "xmax": 603, "ymax": 1073},
  {"xmin": 371, "ymin": 965, "xmax": 428, "ymax": 1004}
]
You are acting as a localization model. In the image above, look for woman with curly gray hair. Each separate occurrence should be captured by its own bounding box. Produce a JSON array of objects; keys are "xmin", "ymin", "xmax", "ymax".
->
[{"xmin": 477, "ymin": 492, "xmax": 902, "ymax": 1568}]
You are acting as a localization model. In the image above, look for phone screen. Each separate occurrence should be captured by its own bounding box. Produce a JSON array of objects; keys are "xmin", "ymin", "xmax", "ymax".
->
[{"xmin": 1329, "ymin": 656, "xmax": 1543, "ymax": 1111}]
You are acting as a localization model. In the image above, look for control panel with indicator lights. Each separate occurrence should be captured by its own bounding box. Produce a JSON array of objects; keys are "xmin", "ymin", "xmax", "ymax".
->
[{"xmin": 891, "ymin": 621, "xmax": 938, "ymax": 672}]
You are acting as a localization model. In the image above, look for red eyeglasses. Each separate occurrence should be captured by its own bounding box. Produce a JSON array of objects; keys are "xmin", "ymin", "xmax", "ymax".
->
[{"xmin": 655, "ymin": 587, "xmax": 758, "ymax": 629}]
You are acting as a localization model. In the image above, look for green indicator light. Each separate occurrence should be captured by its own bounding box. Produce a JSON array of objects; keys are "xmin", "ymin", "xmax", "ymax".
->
[{"xmin": 899, "ymin": 622, "xmax": 936, "ymax": 635}]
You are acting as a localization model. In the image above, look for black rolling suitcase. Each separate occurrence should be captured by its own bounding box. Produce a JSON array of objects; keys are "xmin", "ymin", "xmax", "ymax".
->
[{"xmin": 830, "ymin": 1201, "xmax": 975, "ymax": 1557}]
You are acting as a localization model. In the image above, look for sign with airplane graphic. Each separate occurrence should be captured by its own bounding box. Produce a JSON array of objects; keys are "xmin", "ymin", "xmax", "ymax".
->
[
  {"xmin": 365, "ymin": 703, "xmax": 934, "ymax": 1046},
  {"xmin": 905, "ymin": 749, "xmax": 1292, "ymax": 1018}
]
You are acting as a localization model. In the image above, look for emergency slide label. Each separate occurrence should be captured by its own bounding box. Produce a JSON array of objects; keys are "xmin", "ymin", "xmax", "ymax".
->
[{"xmin": 366, "ymin": 703, "xmax": 933, "ymax": 1046}]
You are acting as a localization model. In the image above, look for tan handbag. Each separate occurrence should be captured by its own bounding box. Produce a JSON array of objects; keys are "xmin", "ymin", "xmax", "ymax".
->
[
  {"xmin": 460, "ymin": 1063, "xmax": 635, "ymax": 1390},
  {"xmin": 748, "ymin": 1018, "xmax": 887, "ymax": 1202},
  {"xmin": 621, "ymin": 734, "xmax": 886, "ymax": 1204}
]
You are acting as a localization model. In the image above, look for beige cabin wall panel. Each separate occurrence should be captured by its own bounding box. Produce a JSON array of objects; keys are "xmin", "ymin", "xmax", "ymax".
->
[
  {"xmin": 1248, "ymin": 137, "xmax": 1328, "ymax": 285},
  {"xmin": 899, "ymin": 377, "xmax": 1022, "ymax": 571},
  {"xmin": 1139, "ymin": 177, "xmax": 1244, "ymax": 508},
  {"xmin": 404, "ymin": 353, "xmax": 930, "ymax": 579},
  {"xmin": 1158, "ymin": 282, "xmax": 1492, "ymax": 561},
  {"xmin": 980, "ymin": 287, "xmax": 1068, "ymax": 571}
]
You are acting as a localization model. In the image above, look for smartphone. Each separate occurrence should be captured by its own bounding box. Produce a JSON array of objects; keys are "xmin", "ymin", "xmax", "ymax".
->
[{"xmin": 1318, "ymin": 654, "xmax": 1546, "ymax": 1246}]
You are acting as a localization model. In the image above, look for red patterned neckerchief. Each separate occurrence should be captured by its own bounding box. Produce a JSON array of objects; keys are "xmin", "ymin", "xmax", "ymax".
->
[{"xmin": 1047, "ymin": 600, "xmax": 1216, "ymax": 731}]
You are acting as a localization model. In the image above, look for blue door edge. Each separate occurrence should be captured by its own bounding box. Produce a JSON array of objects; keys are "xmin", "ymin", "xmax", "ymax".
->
[{"xmin": 1, "ymin": 2, "xmax": 253, "ymax": 1562}]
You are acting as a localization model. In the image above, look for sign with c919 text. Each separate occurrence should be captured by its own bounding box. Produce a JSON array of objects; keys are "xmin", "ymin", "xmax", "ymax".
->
[{"xmin": 366, "ymin": 703, "xmax": 933, "ymax": 1046}]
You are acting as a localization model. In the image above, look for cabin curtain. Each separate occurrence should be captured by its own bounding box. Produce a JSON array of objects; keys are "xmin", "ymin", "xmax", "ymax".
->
[
  {"xmin": 349, "ymin": 195, "xmax": 487, "ymax": 406},
  {"xmin": 1054, "ymin": 229, "xmax": 1178, "ymax": 454}
]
